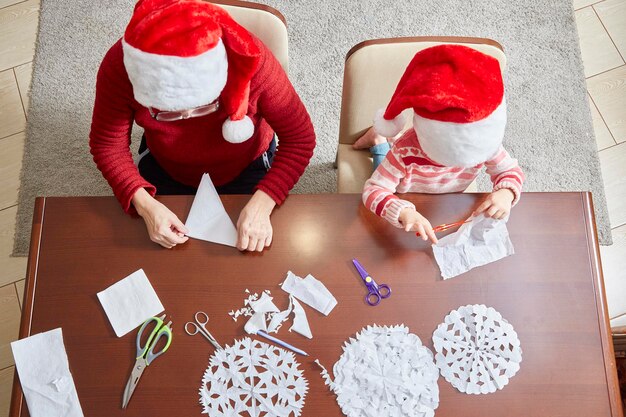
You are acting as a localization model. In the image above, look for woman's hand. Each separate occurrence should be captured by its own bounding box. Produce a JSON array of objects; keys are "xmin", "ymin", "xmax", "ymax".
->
[
  {"xmin": 132, "ymin": 188, "xmax": 189, "ymax": 249},
  {"xmin": 237, "ymin": 190, "xmax": 276, "ymax": 252},
  {"xmin": 399, "ymin": 208, "xmax": 438, "ymax": 244},
  {"xmin": 473, "ymin": 189, "xmax": 515, "ymax": 220}
]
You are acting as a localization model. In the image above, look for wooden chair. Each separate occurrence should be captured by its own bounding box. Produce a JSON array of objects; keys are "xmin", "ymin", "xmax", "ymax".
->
[
  {"xmin": 211, "ymin": 0, "xmax": 289, "ymax": 71},
  {"xmin": 336, "ymin": 36, "xmax": 506, "ymax": 193}
]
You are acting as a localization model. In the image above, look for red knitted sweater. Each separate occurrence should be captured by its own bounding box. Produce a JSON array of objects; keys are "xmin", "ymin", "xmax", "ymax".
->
[{"xmin": 89, "ymin": 38, "xmax": 315, "ymax": 214}]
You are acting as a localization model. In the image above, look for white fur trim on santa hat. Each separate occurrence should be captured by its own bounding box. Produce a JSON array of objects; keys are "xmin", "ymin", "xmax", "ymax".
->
[
  {"xmin": 374, "ymin": 108, "xmax": 406, "ymax": 138},
  {"xmin": 415, "ymin": 99, "xmax": 507, "ymax": 168},
  {"xmin": 122, "ymin": 39, "xmax": 228, "ymax": 111},
  {"xmin": 222, "ymin": 116, "xmax": 254, "ymax": 143}
]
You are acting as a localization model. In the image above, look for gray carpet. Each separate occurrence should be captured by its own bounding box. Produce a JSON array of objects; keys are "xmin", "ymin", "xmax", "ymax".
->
[{"xmin": 13, "ymin": 0, "xmax": 612, "ymax": 256}]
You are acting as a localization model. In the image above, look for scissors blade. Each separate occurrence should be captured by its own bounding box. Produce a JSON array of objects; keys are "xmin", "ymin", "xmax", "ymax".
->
[
  {"xmin": 121, "ymin": 359, "xmax": 146, "ymax": 409},
  {"xmin": 351, "ymin": 259, "xmax": 369, "ymax": 280}
]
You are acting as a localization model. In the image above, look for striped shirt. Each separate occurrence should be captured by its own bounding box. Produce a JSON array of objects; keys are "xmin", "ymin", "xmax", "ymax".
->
[{"xmin": 363, "ymin": 129, "xmax": 525, "ymax": 228}]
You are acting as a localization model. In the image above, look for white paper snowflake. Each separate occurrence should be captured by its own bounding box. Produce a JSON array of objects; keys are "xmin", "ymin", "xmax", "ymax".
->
[
  {"xmin": 432, "ymin": 304, "xmax": 522, "ymax": 395},
  {"xmin": 316, "ymin": 324, "xmax": 439, "ymax": 417},
  {"xmin": 199, "ymin": 338, "xmax": 308, "ymax": 416}
]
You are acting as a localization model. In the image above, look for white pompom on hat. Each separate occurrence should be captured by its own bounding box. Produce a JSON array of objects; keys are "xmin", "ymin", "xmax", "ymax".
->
[{"xmin": 122, "ymin": 0, "xmax": 261, "ymax": 143}]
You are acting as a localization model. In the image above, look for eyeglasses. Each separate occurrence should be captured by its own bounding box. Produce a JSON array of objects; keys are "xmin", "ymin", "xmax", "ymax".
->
[{"xmin": 148, "ymin": 99, "xmax": 220, "ymax": 122}]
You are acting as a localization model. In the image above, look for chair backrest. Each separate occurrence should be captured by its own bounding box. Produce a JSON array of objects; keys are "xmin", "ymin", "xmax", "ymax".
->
[
  {"xmin": 338, "ymin": 36, "xmax": 506, "ymax": 145},
  {"xmin": 211, "ymin": 0, "xmax": 289, "ymax": 71}
]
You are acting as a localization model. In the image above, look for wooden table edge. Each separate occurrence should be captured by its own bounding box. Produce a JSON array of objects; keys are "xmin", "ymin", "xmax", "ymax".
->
[
  {"xmin": 10, "ymin": 197, "xmax": 46, "ymax": 417},
  {"xmin": 583, "ymin": 192, "xmax": 624, "ymax": 417}
]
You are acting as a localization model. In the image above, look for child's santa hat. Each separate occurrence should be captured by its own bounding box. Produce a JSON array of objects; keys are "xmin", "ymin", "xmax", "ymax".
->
[
  {"xmin": 374, "ymin": 44, "xmax": 506, "ymax": 167},
  {"xmin": 122, "ymin": 0, "xmax": 261, "ymax": 143}
]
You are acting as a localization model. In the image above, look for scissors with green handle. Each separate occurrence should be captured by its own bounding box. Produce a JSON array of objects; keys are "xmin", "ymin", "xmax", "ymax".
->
[{"xmin": 122, "ymin": 314, "xmax": 172, "ymax": 409}]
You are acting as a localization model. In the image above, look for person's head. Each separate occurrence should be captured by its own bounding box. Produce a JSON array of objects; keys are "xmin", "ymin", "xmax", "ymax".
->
[
  {"xmin": 374, "ymin": 44, "xmax": 506, "ymax": 168},
  {"xmin": 122, "ymin": 0, "xmax": 261, "ymax": 143}
]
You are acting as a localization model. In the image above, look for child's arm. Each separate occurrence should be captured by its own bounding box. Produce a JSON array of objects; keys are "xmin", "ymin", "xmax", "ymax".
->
[
  {"xmin": 362, "ymin": 148, "xmax": 437, "ymax": 242},
  {"xmin": 475, "ymin": 146, "xmax": 525, "ymax": 219}
]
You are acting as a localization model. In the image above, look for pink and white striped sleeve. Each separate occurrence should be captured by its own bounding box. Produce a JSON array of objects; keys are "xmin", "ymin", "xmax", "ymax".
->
[
  {"xmin": 362, "ymin": 147, "xmax": 415, "ymax": 228},
  {"xmin": 485, "ymin": 146, "xmax": 525, "ymax": 206}
]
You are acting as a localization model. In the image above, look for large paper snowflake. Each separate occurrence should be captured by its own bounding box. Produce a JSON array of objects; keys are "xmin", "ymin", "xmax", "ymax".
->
[
  {"xmin": 199, "ymin": 338, "xmax": 308, "ymax": 416},
  {"xmin": 317, "ymin": 324, "xmax": 439, "ymax": 417},
  {"xmin": 432, "ymin": 304, "xmax": 522, "ymax": 394}
]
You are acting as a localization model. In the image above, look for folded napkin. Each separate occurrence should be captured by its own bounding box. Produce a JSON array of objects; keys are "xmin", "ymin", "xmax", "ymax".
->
[
  {"xmin": 281, "ymin": 271, "xmax": 337, "ymax": 316},
  {"xmin": 185, "ymin": 173, "xmax": 238, "ymax": 247},
  {"xmin": 11, "ymin": 328, "xmax": 84, "ymax": 417},
  {"xmin": 97, "ymin": 269, "xmax": 164, "ymax": 337}
]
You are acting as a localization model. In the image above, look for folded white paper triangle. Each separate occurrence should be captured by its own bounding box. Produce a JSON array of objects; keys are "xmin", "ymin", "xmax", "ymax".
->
[{"xmin": 185, "ymin": 173, "xmax": 238, "ymax": 247}]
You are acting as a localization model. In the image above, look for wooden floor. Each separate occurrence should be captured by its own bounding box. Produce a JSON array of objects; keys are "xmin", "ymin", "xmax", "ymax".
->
[{"xmin": 0, "ymin": 0, "xmax": 624, "ymax": 414}]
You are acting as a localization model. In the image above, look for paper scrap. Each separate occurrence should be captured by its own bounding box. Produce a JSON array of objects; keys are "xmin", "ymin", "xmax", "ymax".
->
[
  {"xmin": 249, "ymin": 292, "xmax": 280, "ymax": 314},
  {"xmin": 11, "ymin": 328, "xmax": 84, "ymax": 417},
  {"xmin": 317, "ymin": 324, "xmax": 439, "ymax": 417},
  {"xmin": 432, "ymin": 214, "xmax": 514, "ymax": 279},
  {"xmin": 289, "ymin": 298, "xmax": 312, "ymax": 339},
  {"xmin": 184, "ymin": 173, "xmax": 238, "ymax": 247},
  {"xmin": 267, "ymin": 296, "xmax": 293, "ymax": 333},
  {"xmin": 281, "ymin": 271, "xmax": 337, "ymax": 316},
  {"xmin": 200, "ymin": 338, "xmax": 308, "ymax": 416},
  {"xmin": 97, "ymin": 269, "xmax": 164, "ymax": 337},
  {"xmin": 244, "ymin": 311, "xmax": 268, "ymax": 334},
  {"xmin": 432, "ymin": 304, "xmax": 522, "ymax": 395}
]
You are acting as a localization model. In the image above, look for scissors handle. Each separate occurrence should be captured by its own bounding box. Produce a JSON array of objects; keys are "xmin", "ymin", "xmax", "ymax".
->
[
  {"xmin": 136, "ymin": 316, "xmax": 172, "ymax": 365},
  {"xmin": 366, "ymin": 291, "xmax": 381, "ymax": 306},
  {"xmin": 377, "ymin": 284, "xmax": 391, "ymax": 299},
  {"xmin": 185, "ymin": 312, "xmax": 222, "ymax": 350}
]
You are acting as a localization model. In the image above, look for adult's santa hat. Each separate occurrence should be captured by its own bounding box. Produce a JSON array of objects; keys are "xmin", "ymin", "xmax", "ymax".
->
[
  {"xmin": 374, "ymin": 44, "xmax": 506, "ymax": 167},
  {"xmin": 122, "ymin": 0, "xmax": 261, "ymax": 143}
]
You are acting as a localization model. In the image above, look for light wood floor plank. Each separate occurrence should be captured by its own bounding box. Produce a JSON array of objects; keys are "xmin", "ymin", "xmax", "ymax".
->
[
  {"xmin": 601, "ymin": 224, "xmax": 626, "ymax": 318},
  {"xmin": 0, "ymin": 284, "xmax": 20, "ymax": 369},
  {"xmin": 0, "ymin": 366, "xmax": 14, "ymax": 417},
  {"xmin": 0, "ymin": 206, "xmax": 26, "ymax": 287},
  {"xmin": 588, "ymin": 65, "xmax": 626, "ymax": 143},
  {"xmin": 0, "ymin": 132, "xmax": 25, "ymax": 209},
  {"xmin": 599, "ymin": 141, "xmax": 626, "ymax": 228},
  {"xmin": 14, "ymin": 280, "xmax": 24, "ymax": 310},
  {"xmin": 575, "ymin": 6, "xmax": 624, "ymax": 77},
  {"xmin": 0, "ymin": 69, "xmax": 25, "ymax": 140},
  {"xmin": 588, "ymin": 93, "xmax": 617, "ymax": 150},
  {"xmin": 574, "ymin": 0, "xmax": 603, "ymax": 10},
  {"xmin": 13, "ymin": 61, "xmax": 32, "ymax": 114},
  {"xmin": 594, "ymin": 0, "xmax": 626, "ymax": 59},
  {"xmin": 0, "ymin": 0, "xmax": 39, "ymax": 72}
]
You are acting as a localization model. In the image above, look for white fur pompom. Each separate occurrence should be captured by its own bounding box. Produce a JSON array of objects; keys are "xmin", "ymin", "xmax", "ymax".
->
[
  {"xmin": 373, "ymin": 108, "xmax": 405, "ymax": 138},
  {"xmin": 222, "ymin": 116, "xmax": 254, "ymax": 143}
]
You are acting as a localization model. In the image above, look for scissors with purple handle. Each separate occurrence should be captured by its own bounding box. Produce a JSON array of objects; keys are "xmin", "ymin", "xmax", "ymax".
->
[{"xmin": 352, "ymin": 259, "xmax": 391, "ymax": 306}]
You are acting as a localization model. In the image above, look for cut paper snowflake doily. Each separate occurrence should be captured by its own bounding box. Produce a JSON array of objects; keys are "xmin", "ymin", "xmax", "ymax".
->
[
  {"xmin": 200, "ymin": 338, "xmax": 308, "ymax": 416},
  {"xmin": 432, "ymin": 304, "xmax": 522, "ymax": 395},
  {"xmin": 316, "ymin": 324, "xmax": 439, "ymax": 417}
]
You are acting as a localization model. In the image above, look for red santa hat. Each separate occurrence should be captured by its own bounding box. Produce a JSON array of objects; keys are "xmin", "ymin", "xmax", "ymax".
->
[
  {"xmin": 374, "ymin": 44, "xmax": 507, "ymax": 167},
  {"xmin": 122, "ymin": 0, "xmax": 261, "ymax": 143}
]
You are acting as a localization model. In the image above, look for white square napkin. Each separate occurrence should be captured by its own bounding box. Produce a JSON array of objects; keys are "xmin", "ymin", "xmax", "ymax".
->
[{"xmin": 97, "ymin": 269, "xmax": 164, "ymax": 337}]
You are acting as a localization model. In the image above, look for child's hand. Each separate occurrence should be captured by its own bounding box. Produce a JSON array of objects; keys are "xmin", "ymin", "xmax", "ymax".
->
[
  {"xmin": 399, "ymin": 208, "xmax": 438, "ymax": 244},
  {"xmin": 473, "ymin": 189, "xmax": 515, "ymax": 219}
]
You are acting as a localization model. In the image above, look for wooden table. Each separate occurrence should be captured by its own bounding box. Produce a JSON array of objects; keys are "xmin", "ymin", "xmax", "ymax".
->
[{"xmin": 10, "ymin": 193, "xmax": 622, "ymax": 417}]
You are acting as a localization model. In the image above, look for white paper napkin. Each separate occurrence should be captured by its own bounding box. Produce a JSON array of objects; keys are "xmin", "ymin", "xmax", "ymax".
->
[
  {"xmin": 11, "ymin": 328, "xmax": 84, "ymax": 417},
  {"xmin": 432, "ymin": 214, "xmax": 514, "ymax": 279},
  {"xmin": 185, "ymin": 173, "xmax": 238, "ymax": 247},
  {"xmin": 97, "ymin": 269, "xmax": 164, "ymax": 337}
]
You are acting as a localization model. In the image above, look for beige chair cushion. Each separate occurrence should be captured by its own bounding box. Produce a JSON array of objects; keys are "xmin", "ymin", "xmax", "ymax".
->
[
  {"xmin": 218, "ymin": 3, "xmax": 289, "ymax": 71},
  {"xmin": 337, "ymin": 38, "xmax": 505, "ymax": 194}
]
